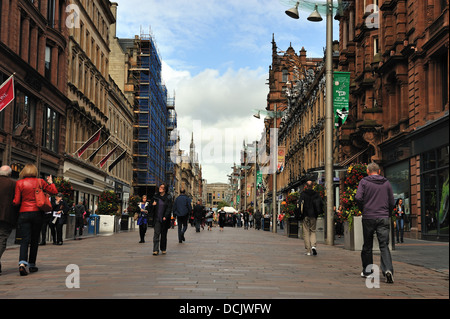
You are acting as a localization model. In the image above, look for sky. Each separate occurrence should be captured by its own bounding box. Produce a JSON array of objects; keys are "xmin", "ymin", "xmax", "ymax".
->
[{"xmin": 114, "ymin": 0, "xmax": 339, "ymax": 184}]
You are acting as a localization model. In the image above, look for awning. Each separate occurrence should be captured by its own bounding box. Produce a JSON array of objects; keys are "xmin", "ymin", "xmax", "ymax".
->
[{"xmin": 338, "ymin": 147, "xmax": 369, "ymax": 167}]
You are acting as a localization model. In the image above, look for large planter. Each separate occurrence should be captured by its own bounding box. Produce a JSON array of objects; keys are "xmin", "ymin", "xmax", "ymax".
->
[
  {"xmin": 316, "ymin": 217, "xmax": 325, "ymax": 243},
  {"xmin": 344, "ymin": 216, "xmax": 393, "ymax": 251},
  {"xmin": 98, "ymin": 215, "xmax": 120, "ymax": 233}
]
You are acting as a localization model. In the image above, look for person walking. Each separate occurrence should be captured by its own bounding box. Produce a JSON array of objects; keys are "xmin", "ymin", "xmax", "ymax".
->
[
  {"xmin": 0, "ymin": 166, "xmax": 18, "ymax": 275},
  {"xmin": 243, "ymin": 210, "xmax": 249, "ymax": 230},
  {"xmin": 205, "ymin": 208, "xmax": 214, "ymax": 231},
  {"xmin": 173, "ymin": 189, "xmax": 192, "ymax": 243},
  {"xmin": 13, "ymin": 163, "xmax": 58, "ymax": 276},
  {"xmin": 299, "ymin": 181, "xmax": 322, "ymax": 256},
  {"xmin": 49, "ymin": 193, "xmax": 69, "ymax": 245},
  {"xmin": 193, "ymin": 200, "xmax": 204, "ymax": 232},
  {"xmin": 394, "ymin": 198, "xmax": 405, "ymax": 244},
  {"xmin": 137, "ymin": 195, "xmax": 149, "ymax": 243},
  {"xmin": 254, "ymin": 210, "xmax": 262, "ymax": 230},
  {"xmin": 355, "ymin": 162, "xmax": 395, "ymax": 284},
  {"xmin": 151, "ymin": 184, "xmax": 172, "ymax": 255},
  {"xmin": 218, "ymin": 208, "xmax": 226, "ymax": 231},
  {"xmin": 73, "ymin": 201, "xmax": 86, "ymax": 240}
]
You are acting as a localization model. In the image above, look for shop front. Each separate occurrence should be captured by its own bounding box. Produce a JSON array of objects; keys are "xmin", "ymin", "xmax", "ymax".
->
[{"xmin": 381, "ymin": 115, "xmax": 449, "ymax": 241}]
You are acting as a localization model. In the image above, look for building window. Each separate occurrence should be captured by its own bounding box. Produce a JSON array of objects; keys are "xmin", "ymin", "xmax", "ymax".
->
[
  {"xmin": 47, "ymin": 0, "xmax": 55, "ymax": 27},
  {"xmin": 421, "ymin": 145, "xmax": 449, "ymax": 239},
  {"xmin": 14, "ymin": 89, "xmax": 36, "ymax": 130},
  {"xmin": 42, "ymin": 105, "xmax": 60, "ymax": 153},
  {"xmin": 373, "ymin": 37, "xmax": 379, "ymax": 56},
  {"xmin": 45, "ymin": 46, "xmax": 52, "ymax": 80},
  {"xmin": 282, "ymin": 69, "xmax": 289, "ymax": 83}
]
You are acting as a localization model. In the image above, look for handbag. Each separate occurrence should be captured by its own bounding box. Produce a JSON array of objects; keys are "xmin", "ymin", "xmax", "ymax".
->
[{"xmin": 35, "ymin": 179, "xmax": 52, "ymax": 212}]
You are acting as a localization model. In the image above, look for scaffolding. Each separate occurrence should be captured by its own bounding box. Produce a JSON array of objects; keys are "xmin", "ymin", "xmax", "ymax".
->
[{"xmin": 131, "ymin": 27, "xmax": 171, "ymax": 192}]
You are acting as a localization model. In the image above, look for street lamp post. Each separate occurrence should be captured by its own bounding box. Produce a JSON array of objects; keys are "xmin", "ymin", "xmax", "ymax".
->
[
  {"xmin": 272, "ymin": 103, "xmax": 278, "ymax": 233},
  {"xmin": 285, "ymin": 0, "xmax": 334, "ymax": 245},
  {"xmin": 324, "ymin": 0, "xmax": 335, "ymax": 246},
  {"xmin": 253, "ymin": 107, "xmax": 285, "ymax": 233}
]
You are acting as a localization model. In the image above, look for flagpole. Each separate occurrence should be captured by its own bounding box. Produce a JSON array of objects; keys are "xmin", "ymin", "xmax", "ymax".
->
[
  {"xmin": 88, "ymin": 136, "xmax": 111, "ymax": 161},
  {"xmin": 74, "ymin": 128, "xmax": 102, "ymax": 157},
  {"xmin": 0, "ymin": 73, "xmax": 15, "ymax": 90}
]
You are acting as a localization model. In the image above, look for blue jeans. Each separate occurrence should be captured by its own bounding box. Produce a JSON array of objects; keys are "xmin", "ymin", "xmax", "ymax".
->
[
  {"xmin": 17, "ymin": 211, "xmax": 43, "ymax": 267},
  {"xmin": 361, "ymin": 218, "xmax": 394, "ymax": 276},
  {"xmin": 396, "ymin": 218, "xmax": 404, "ymax": 242}
]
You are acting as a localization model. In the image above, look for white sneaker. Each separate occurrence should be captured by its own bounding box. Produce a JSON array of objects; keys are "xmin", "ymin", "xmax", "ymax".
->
[{"xmin": 305, "ymin": 252, "xmax": 311, "ymax": 256}]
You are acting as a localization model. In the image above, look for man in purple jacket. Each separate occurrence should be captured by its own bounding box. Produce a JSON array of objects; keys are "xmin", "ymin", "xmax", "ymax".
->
[{"xmin": 355, "ymin": 162, "xmax": 395, "ymax": 284}]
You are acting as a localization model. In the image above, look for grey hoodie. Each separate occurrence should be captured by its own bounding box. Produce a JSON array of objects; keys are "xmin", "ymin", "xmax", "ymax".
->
[{"xmin": 355, "ymin": 174, "xmax": 395, "ymax": 220}]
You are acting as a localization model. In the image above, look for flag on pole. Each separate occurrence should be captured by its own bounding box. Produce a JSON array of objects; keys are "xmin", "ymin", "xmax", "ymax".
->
[
  {"xmin": 0, "ymin": 74, "xmax": 15, "ymax": 113},
  {"xmin": 76, "ymin": 128, "xmax": 101, "ymax": 158},
  {"xmin": 108, "ymin": 150, "xmax": 127, "ymax": 172},
  {"xmin": 88, "ymin": 136, "xmax": 110, "ymax": 162},
  {"xmin": 99, "ymin": 145, "xmax": 118, "ymax": 168}
]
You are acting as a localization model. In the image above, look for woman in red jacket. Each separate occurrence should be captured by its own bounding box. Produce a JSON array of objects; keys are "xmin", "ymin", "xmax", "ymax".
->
[{"xmin": 13, "ymin": 163, "xmax": 58, "ymax": 276}]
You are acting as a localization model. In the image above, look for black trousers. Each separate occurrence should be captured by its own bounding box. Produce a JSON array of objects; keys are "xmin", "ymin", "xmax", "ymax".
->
[
  {"xmin": 153, "ymin": 220, "xmax": 169, "ymax": 252},
  {"xmin": 18, "ymin": 211, "xmax": 43, "ymax": 267},
  {"xmin": 74, "ymin": 217, "xmax": 84, "ymax": 237},
  {"xmin": 139, "ymin": 223, "xmax": 148, "ymax": 241},
  {"xmin": 361, "ymin": 218, "xmax": 394, "ymax": 276},
  {"xmin": 49, "ymin": 218, "xmax": 64, "ymax": 243},
  {"xmin": 40, "ymin": 213, "xmax": 53, "ymax": 243}
]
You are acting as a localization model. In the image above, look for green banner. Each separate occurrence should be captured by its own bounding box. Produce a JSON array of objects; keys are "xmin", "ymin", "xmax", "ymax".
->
[
  {"xmin": 333, "ymin": 71, "xmax": 350, "ymax": 127},
  {"xmin": 256, "ymin": 171, "xmax": 262, "ymax": 187}
]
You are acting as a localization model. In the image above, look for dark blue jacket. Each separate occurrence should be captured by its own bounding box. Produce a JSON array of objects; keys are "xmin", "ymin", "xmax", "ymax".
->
[{"xmin": 173, "ymin": 194, "xmax": 192, "ymax": 217}]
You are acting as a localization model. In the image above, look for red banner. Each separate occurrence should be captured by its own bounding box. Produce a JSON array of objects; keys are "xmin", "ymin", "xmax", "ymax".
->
[
  {"xmin": 99, "ymin": 145, "xmax": 118, "ymax": 168},
  {"xmin": 0, "ymin": 75, "xmax": 15, "ymax": 113},
  {"xmin": 76, "ymin": 129, "xmax": 101, "ymax": 157}
]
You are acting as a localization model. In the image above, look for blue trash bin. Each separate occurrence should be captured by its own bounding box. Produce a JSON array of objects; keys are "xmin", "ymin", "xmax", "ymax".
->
[{"xmin": 87, "ymin": 214, "xmax": 100, "ymax": 235}]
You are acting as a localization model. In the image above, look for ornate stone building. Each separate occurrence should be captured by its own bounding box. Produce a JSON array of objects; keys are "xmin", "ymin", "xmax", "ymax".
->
[
  {"xmin": 0, "ymin": 0, "xmax": 70, "ymax": 179},
  {"xmin": 263, "ymin": 35, "xmax": 327, "ymax": 207},
  {"xmin": 64, "ymin": 0, "xmax": 131, "ymax": 213},
  {"xmin": 336, "ymin": 0, "xmax": 449, "ymax": 240}
]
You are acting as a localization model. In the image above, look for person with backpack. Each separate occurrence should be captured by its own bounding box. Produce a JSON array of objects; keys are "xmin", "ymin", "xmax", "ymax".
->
[{"xmin": 298, "ymin": 180, "xmax": 323, "ymax": 256}]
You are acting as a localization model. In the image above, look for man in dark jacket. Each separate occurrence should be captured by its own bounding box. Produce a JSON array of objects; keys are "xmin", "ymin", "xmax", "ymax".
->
[
  {"xmin": 355, "ymin": 162, "xmax": 395, "ymax": 283},
  {"xmin": 299, "ymin": 181, "xmax": 322, "ymax": 256},
  {"xmin": 0, "ymin": 166, "xmax": 17, "ymax": 274},
  {"xmin": 193, "ymin": 200, "xmax": 204, "ymax": 232},
  {"xmin": 173, "ymin": 188, "xmax": 191, "ymax": 243},
  {"xmin": 74, "ymin": 201, "xmax": 86, "ymax": 240}
]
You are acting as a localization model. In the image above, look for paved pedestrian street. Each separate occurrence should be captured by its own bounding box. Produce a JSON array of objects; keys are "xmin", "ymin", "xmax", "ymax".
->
[{"xmin": 0, "ymin": 225, "xmax": 448, "ymax": 302}]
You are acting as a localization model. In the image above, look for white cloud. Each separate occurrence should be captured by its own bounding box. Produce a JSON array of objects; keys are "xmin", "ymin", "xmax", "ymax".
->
[
  {"xmin": 162, "ymin": 61, "xmax": 266, "ymax": 183},
  {"xmin": 115, "ymin": 0, "xmax": 335, "ymax": 184}
]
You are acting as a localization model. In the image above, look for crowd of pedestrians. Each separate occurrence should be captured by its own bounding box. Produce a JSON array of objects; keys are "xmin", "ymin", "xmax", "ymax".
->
[
  {"xmin": 0, "ymin": 164, "xmax": 93, "ymax": 277},
  {"xmin": 1, "ymin": 162, "xmax": 397, "ymax": 285}
]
